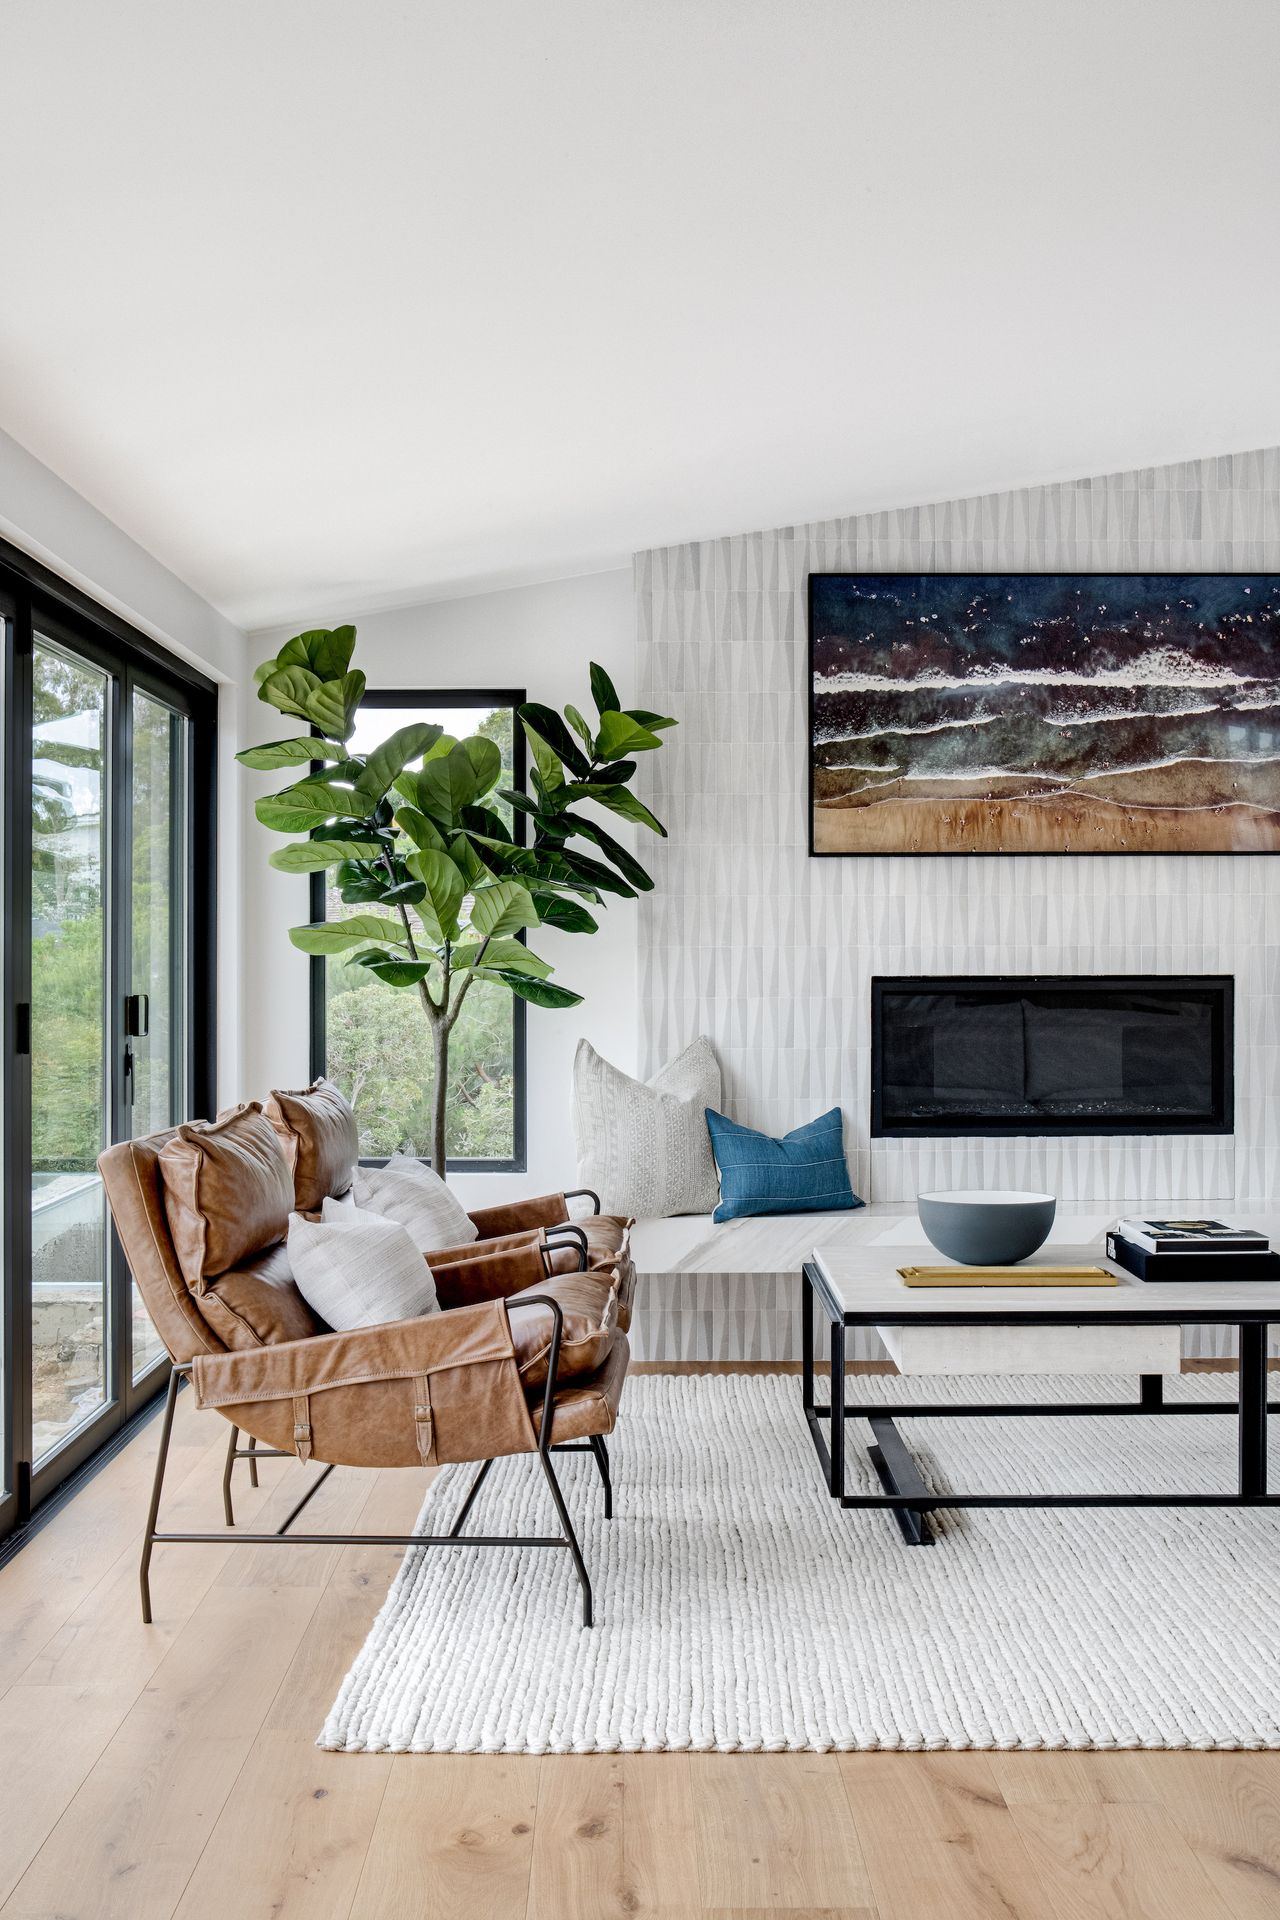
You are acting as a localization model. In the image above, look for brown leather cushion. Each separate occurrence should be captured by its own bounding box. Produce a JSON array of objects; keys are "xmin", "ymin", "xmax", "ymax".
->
[
  {"xmin": 505, "ymin": 1270, "xmax": 619, "ymax": 1391},
  {"xmin": 158, "ymin": 1103, "xmax": 294, "ymax": 1294},
  {"xmin": 537, "ymin": 1334, "xmax": 630, "ymax": 1445},
  {"xmin": 578, "ymin": 1215, "xmax": 634, "ymax": 1333},
  {"xmin": 196, "ymin": 1241, "xmax": 327, "ymax": 1349},
  {"xmin": 265, "ymin": 1078, "xmax": 359, "ymax": 1212}
]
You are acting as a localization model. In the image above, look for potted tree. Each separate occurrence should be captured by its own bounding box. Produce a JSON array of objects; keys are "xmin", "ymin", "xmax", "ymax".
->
[{"xmin": 239, "ymin": 625, "xmax": 675, "ymax": 1178}]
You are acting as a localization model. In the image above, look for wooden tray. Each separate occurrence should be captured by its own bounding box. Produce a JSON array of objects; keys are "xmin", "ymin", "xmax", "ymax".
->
[{"xmin": 897, "ymin": 1264, "xmax": 1119, "ymax": 1287}]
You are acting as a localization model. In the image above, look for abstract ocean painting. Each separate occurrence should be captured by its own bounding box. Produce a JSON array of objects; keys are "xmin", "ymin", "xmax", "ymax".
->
[{"xmin": 809, "ymin": 574, "xmax": 1280, "ymax": 854}]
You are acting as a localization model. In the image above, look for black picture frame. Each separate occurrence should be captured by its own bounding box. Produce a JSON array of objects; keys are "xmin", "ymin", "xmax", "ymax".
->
[{"xmin": 807, "ymin": 571, "xmax": 1280, "ymax": 857}]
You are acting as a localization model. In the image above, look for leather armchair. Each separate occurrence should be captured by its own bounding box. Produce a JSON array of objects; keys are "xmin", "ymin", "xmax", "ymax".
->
[{"xmin": 99, "ymin": 1125, "xmax": 631, "ymax": 1629}]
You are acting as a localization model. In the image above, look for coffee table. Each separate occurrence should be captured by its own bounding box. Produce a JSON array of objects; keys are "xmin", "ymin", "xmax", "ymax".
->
[{"xmin": 803, "ymin": 1238, "xmax": 1280, "ymax": 1545}]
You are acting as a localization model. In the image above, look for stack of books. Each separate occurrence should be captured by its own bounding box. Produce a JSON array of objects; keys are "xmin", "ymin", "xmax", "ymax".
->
[{"xmin": 1106, "ymin": 1217, "xmax": 1280, "ymax": 1283}]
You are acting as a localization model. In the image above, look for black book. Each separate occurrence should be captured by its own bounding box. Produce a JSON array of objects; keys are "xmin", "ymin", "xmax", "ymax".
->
[{"xmin": 1108, "ymin": 1233, "xmax": 1280, "ymax": 1284}]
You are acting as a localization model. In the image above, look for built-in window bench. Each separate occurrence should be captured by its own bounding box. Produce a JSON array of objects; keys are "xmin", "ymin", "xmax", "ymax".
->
[{"xmin": 628, "ymin": 1204, "xmax": 1267, "ymax": 1365}]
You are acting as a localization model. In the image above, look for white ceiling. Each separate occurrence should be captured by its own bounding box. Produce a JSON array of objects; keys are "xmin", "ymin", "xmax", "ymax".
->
[{"xmin": 1, "ymin": 1, "xmax": 1276, "ymax": 633}]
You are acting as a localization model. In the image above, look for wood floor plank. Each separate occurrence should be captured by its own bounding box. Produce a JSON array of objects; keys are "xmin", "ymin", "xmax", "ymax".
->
[
  {"xmin": 1, "ymin": 1582, "xmax": 322, "ymax": 1920},
  {"xmin": 839, "ymin": 1753, "xmax": 1061, "ymax": 1920},
  {"xmin": 0, "ymin": 1393, "xmax": 238, "ymax": 1693},
  {"xmin": 527, "ymin": 1754, "xmax": 700, "ymax": 1918},
  {"xmin": 173, "ymin": 1730, "xmax": 392, "ymax": 1920},
  {"xmin": 1131, "ymin": 1753, "xmax": 1280, "ymax": 1920},
  {"xmin": 19, "ymin": 1419, "xmax": 284, "ymax": 1697},
  {"xmin": 0, "ymin": 1683, "xmax": 131, "ymax": 1908},
  {"xmin": 692, "ymin": 1754, "xmax": 874, "ymax": 1911},
  {"xmin": 347, "ymin": 1755, "xmax": 539, "ymax": 1920},
  {"xmin": 1010, "ymin": 1800, "xmax": 1242, "ymax": 1920},
  {"xmin": 702, "ymin": 1911, "xmax": 876, "ymax": 1920},
  {"xmin": 988, "ymin": 1752, "xmax": 1159, "ymax": 1806},
  {"xmin": 263, "ymin": 1465, "xmax": 433, "ymax": 1736}
]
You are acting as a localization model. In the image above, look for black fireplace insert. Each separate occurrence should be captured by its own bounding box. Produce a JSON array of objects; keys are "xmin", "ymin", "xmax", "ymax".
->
[{"xmin": 871, "ymin": 975, "xmax": 1233, "ymax": 1137}]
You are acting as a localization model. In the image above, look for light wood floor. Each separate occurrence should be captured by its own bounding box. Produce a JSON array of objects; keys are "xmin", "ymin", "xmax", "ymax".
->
[{"xmin": 1, "ymin": 1374, "xmax": 1279, "ymax": 1920}]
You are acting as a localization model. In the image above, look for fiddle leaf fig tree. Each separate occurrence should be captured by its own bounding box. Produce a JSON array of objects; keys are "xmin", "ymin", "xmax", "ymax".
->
[{"xmin": 239, "ymin": 626, "xmax": 676, "ymax": 1178}]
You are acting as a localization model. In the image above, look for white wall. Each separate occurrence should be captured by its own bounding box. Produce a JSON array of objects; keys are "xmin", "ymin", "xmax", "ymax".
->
[
  {"xmin": 0, "ymin": 428, "xmax": 250, "ymax": 1102},
  {"xmin": 243, "ymin": 567, "xmax": 636, "ymax": 1207}
]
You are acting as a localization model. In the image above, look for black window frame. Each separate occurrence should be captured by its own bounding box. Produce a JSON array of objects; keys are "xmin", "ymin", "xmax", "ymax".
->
[
  {"xmin": 308, "ymin": 686, "xmax": 528, "ymax": 1173},
  {"xmin": 0, "ymin": 534, "xmax": 218, "ymax": 1550}
]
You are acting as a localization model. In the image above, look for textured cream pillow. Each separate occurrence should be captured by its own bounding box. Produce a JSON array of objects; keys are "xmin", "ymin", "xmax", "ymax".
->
[
  {"xmin": 353, "ymin": 1155, "xmax": 478, "ymax": 1253},
  {"xmin": 287, "ymin": 1203, "xmax": 439, "ymax": 1329},
  {"xmin": 573, "ymin": 1036, "xmax": 721, "ymax": 1217}
]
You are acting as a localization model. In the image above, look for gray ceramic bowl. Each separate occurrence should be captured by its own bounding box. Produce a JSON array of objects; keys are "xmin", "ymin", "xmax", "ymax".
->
[{"xmin": 917, "ymin": 1189, "xmax": 1056, "ymax": 1266}]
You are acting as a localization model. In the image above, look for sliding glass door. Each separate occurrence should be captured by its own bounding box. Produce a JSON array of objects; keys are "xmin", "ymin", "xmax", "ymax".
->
[{"xmin": 0, "ymin": 559, "xmax": 215, "ymax": 1542}]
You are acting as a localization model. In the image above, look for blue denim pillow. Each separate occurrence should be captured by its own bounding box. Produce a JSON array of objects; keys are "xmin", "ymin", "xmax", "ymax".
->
[{"xmin": 704, "ymin": 1107, "xmax": 863, "ymax": 1223}]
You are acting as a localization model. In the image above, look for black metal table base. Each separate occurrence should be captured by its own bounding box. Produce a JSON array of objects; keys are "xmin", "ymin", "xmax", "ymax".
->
[{"xmin": 800, "ymin": 1261, "xmax": 1277, "ymax": 1542}]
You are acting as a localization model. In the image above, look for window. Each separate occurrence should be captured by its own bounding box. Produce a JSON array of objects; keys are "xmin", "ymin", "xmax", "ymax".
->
[
  {"xmin": 1, "ymin": 541, "xmax": 217, "ymax": 1550},
  {"xmin": 310, "ymin": 689, "xmax": 527, "ymax": 1170}
]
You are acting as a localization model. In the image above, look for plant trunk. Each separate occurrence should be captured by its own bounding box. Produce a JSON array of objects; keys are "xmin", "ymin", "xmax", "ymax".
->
[{"xmin": 430, "ymin": 1015, "xmax": 449, "ymax": 1180}]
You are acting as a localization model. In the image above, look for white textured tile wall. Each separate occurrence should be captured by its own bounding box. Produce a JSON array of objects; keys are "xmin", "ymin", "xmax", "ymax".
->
[{"xmin": 632, "ymin": 451, "xmax": 1280, "ymax": 1359}]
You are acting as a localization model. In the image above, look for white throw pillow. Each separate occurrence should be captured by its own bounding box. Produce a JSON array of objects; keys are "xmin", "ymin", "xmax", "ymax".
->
[
  {"xmin": 353, "ymin": 1155, "xmax": 477, "ymax": 1253},
  {"xmin": 572, "ymin": 1036, "xmax": 721, "ymax": 1217},
  {"xmin": 287, "ymin": 1204, "xmax": 439, "ymax": 1329}
]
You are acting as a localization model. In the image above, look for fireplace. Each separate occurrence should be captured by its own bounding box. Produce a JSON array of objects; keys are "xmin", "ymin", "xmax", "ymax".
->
[{"xmin": 870, "ymin": 975, "xmax": 1233, "ymax": 1138}]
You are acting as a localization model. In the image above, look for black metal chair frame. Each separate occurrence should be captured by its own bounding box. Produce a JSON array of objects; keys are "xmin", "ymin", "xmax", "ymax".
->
[{"xmin": 141, "ymin": 1294, "xmax": 612, "ymax": 1628}]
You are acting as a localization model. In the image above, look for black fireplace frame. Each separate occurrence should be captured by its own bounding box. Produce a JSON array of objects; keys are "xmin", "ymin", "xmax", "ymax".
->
[{"xmin": 870, "ymin": 973, "xmax": 1234, "ymax": 1139}]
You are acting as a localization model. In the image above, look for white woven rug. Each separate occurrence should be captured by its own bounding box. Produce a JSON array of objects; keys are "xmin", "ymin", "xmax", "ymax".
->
[{"xmin": 320, "ymin": 1371, "xmax": 1280, "ymax": 1754}]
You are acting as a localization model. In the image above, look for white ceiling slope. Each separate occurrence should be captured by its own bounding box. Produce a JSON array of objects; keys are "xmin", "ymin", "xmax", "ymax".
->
[{"xmin": 0, "ymin": 1, "xmax": 1276, "ymax": 632}]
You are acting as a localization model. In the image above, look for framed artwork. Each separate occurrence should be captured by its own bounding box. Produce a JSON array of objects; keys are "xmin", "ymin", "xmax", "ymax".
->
[{"xmin": 808, "ymin": 573, "xmax": 1280, "ymax": 855}]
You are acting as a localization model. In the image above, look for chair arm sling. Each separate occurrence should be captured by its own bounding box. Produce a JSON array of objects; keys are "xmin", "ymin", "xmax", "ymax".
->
[
  {"xmin": 431, "ymin": 1234, "xmax": 564, "ymax": 1306},
  {"xmin": 467, "ymin": 1192, "xmax": 571, "ymax": 1238},
  {"xmin": 190, "ymin": 1298, "xmax": 538, "ymax": 1469}
]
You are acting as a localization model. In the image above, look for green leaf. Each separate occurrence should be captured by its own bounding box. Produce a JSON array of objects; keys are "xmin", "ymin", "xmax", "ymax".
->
[
  {"xmin": 589, "ymin": 662, "xmax": 620, "ymax": 717},
  {"xmin": 258, "ymin": 665, "xmax": 365, "ymax": 741},
  {"xmin": 306, "ymin": 670, "xmax": 365, "ymax": 742},
  {"xmin": 423, "ymin": 732, "xmax": 456, "ymax": 762},
  {"xmin": 522, "ymin": 721, "xmax": 563, "ymax": 794},
  {"xmin": 311, "ymin": 819, "xmax": 388, "ymax": 845},
  {"xmin": 489, "ymin": 971, "xmax": 584, "ymax": 1009},
  {"xmin": 275, "ymin": 625, "xmax": 357, "ymax": 679},
  {"xmin": 588, "ymin": 785, "xmax": 667, "ymax": 835},
  {"xmin": 564, "ymin": 704, "xmax": 594, "ymax": 752},
  {"xmin": 592, "ymin": 758, "xmax": 637, "ymax": 783},
  {"xmin": 460, "ymin": 803, "xmax": 514, "ymax": 845},
  {"xmin": 553, "ymin": 847, "xmax": 637, "ymax": 898},
  {"xmin": 519, "ymin": 702, "xmax": 590, "ymax": 778},
  {"xmin": 358, "ymin": 956, "xmax": 435, "ymax": 988},
  {"xmin": 448, "ymin": 833, "xmax": 488, "ymax": 889},
  {"xmin": 404, "ymin": 849, "xmax": 465, "ymax": 939},
  {"xmin": 462, "ymin": 735, "xmax": 502, "ymax": 798},
  {"xmin": 412, "ymin": 743, "xmax": 488, "ymax": 824},
  {"xmin": 469, "ymin": 879, "xmax": 539, "ymax": 938},
  {"xmin": 268, "ymin": 838, "xmax": 384, "ymax": 872},
  {"xmin": 454, "ymin": 937, "xmax": 552, "ymax": 977},
  {"xmin": 566, "ymin": 815, "xmax": 654, "ymax": 891},
  {"xmin": 257, "ymin": 665, "xmax": 325, "ymax": 723},
  {"xmin": 627, "ymin": 708, "xmax": 677, "ymax": 732},
  {"xmin": 288, "ymin": 914, "xmax": 409, "ymax": 954},
  {"xmin": 530, "ymin": 889, "xmax": 599, "ymax": 933},
  {"xmin": 356, "ymin": 723, "xmax": 444, "ymax": 807},
  {"xmin": 497, "ymin": 787, "xmax": 539, "ymax": 816},
  {"xmin": 254, "ymin": 778, "xmax": 367, "ymax": 833},
  {"xmin": 595, "ymin": 710, "xmax": 662, "ymax": 758},
  {"xmin": 237, "ymin": 736, "xmax": 332, "ymax": 772},
  {"xmin": 394, "ymin": 805, "xmax": 449, "ymax": 853}
]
